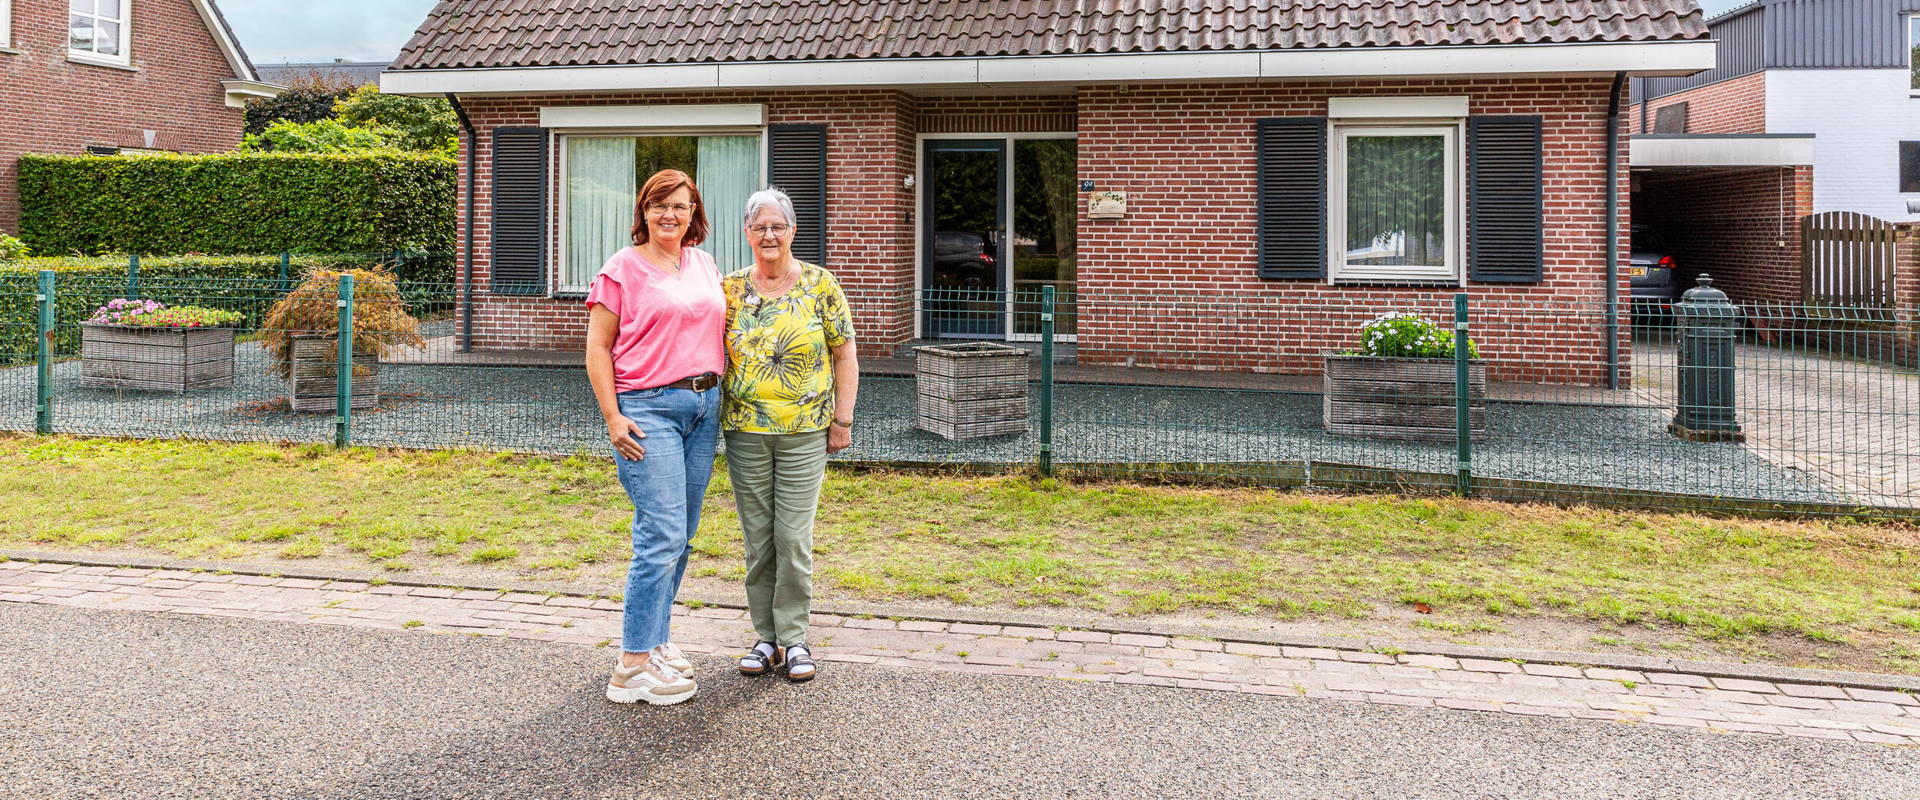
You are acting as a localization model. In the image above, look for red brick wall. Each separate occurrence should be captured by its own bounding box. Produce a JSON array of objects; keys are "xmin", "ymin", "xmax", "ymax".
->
[
  {"xmin": 1072, "ymin": 78, "xmax": 1632, "ymax": 385},
  {"xmin": 1630, "ymin": 72, "xmax": 1767, "ymax": 135},
  {"xmin": 917, "ymin": 95, "xmax": 1075, "ymax": 134},
  {"xmin": 1633, "ymin": 166, "xmax": 1812, "ymax": 309},
  {"xmin": 0, "ymin": 0, "xmax": 245, "ymax": 232},
  {"xmin": 455, "ymin": 78, "xmax": 1632, "ymax": 385}
]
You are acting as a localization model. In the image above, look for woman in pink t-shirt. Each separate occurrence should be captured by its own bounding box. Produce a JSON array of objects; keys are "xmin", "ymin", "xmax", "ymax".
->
[{"xmin": 585, "ymin": 169, "xmax": 724, "ymax": 706}]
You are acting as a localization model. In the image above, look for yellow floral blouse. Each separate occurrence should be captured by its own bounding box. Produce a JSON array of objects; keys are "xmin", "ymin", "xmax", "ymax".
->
[{"xmin": 721, "ymin": 262, "xmax": 855, "ymax": 434}]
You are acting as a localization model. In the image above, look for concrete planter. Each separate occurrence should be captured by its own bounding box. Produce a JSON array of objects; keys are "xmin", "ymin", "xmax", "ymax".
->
[
  {"xmin": 914, "ymin": 341, "xmax": 1030, "ymax": 440},
  {"xmin": 1323, "ymin": 355, "xmax": 1488, "ymax": 441},
  {"xmin": 288, "ymin": 335, "xmax": 379, "ymax": 413},
  {"xmin": 79, "ymin": 323, "xmax": 235, "ymax": 392}
]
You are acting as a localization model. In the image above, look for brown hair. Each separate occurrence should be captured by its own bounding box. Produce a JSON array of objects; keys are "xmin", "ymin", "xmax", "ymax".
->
[{"xmin": 630, "ymin": 169, "xmax": 709, "ymax": 248}]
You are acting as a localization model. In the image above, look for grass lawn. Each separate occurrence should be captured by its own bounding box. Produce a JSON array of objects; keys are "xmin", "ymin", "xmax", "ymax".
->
[{"xmin": 5, "ymin": 434, "xmax": 1919, "ymax": 674}]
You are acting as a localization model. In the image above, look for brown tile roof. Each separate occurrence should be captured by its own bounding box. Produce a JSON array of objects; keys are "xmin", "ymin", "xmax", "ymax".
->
[{"xmin": 390, "ymin": 0, "xmax": 1710, "ymax": 71}]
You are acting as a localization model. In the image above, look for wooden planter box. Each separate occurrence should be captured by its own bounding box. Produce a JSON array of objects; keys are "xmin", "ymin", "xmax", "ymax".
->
[
  {"xmin": 79, "ymin": 323, "xmax": 235, "ymax": 392},
  {"xmin": 1323, "ymin": 355, "xmax": 1489, "ymax": 441},
  {"xmin": 288, "ymin": 335, "xmax": 379, "ymax": 413},
  {"xmin": 914, "ymin": 341, "xmax": 1030, "ymax": 440}
]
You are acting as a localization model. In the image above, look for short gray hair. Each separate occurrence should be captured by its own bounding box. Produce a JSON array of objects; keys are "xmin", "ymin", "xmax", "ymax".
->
[{"xmin": 743, "ymin": 188, "xmax": 797, "ymax": 227}]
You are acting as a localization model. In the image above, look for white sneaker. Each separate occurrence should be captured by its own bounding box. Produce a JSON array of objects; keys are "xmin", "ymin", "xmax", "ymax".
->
[
  {"xmin": 606, "ymin": 656, "xmax": 698, "ymax": 706},
  {"xmin": 653, "ymin": 642, "xmax": 694, "ymax": 678}
]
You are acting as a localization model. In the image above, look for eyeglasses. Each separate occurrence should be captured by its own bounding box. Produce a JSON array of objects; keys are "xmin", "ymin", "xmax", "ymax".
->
[
  {"xmin": 747, "ymin": 224, "xmax": 791, "ymax": 237},
  {"xmin": 647, "ymin": 202, "xmax": 696, "ymax": 216}
]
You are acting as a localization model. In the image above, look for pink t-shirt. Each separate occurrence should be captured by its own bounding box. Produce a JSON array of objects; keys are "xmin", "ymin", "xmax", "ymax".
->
[{"xmin": 584, "ymin": 246, "xmax": 725, "ymax": 393}]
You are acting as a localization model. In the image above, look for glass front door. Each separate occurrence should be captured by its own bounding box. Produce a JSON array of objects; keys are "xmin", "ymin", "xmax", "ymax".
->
[
  {"xmin": 922, "ymin": 137, "xmax": 1078, "ymax": 340},
  {"xmin": 922, "ymin": 139, "xmax": 1006, "ymax": 338}
]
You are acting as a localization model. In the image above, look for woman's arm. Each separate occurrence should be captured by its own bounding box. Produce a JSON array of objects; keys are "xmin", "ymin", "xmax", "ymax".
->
[
  {"xmin": 827, "ymin": 338, "xmax": 859, "ymax": 454},
  {"xmin": 587, "ymin": 303, "xmax": 646, "ymax": 461}
]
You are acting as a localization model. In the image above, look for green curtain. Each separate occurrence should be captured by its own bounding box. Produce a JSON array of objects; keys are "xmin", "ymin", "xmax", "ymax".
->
[
  {"xmin": 697, "ymin": 135, "xmax": 761, "ymax": 272},
  {"xmin": 565, "ymin": 137, "xmax": 637, "ymax": 292}
]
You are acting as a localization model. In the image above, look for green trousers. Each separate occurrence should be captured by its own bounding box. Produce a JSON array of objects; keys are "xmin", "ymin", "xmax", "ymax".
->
[{"xmin": 724, "ymin": 429, "xmax": 829, "ymax": 647}]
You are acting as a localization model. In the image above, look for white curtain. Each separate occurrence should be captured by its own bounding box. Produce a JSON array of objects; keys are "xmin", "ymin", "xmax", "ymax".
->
[
  {"xmin": 565, "ymin": 137, "xmax": 637, "ymax": 292},
  {"xmin": 696, "ymin": 135, "xmax": 761, "ymax": 273}
]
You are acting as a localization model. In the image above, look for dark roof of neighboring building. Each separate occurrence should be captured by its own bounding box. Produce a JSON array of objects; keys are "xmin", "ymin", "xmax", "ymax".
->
[
  {"xmin": 257, "ymin": 61, "xmax": 390, "ymax": 86},
  {"xmin": 390, "ymin": 0, "xmax": 1711, "ymax": 71}
]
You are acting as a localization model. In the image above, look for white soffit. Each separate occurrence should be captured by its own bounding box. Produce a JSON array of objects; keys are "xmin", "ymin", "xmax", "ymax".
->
[
  {"xmin": 1328, "ymin": 96, "xmax": 1469, "ymax": 119},
  {"xmin": 382, "ymin": 41, "xmax": 1719, "ymax": 96},
  {"xmin": 1630, "ymin": 135, "xmax": 1815, "ymax": 167},
  {"xmin": 540, "ymin": 104, "xmax": 766, "ymax": 129}
]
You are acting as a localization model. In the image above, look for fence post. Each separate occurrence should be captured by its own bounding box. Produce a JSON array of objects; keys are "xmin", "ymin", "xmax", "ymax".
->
[
  {"xmin": 335, "ymin": 273, "xmax": 355, "ymax": 448},
  {"xmin": 35, "ymin": 271, "xmax": 55, "ymax": 435},
  {"xmin": 1453, "ymin": 293, "xmax": 1472, "ymax": 497},
  {"xmin": 1038, "ymin": 285, "xmax": 1055, "ymax": 478},
  {"xmin": 277, "ymin": 252, "xmax": 291, "ymax": 289},
  {"xmin": 126, "ymin": 253, "xmax": 141, "ymax": 300}
]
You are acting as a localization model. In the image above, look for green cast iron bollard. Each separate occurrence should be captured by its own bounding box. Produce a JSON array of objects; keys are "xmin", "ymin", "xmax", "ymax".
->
[
  {"xmin": 1039, "ymin": 285, "xmax": 1055, "ymax": 478},
  {"xmin": 126, "ymin": 253, "xmax": 141, "ymax": 300},
  {"xmin": 335, "ymin": 273, "xmax": 355, "ymax": 448},
  {"xmin": 35, "ymin": 271, "xmax": 55, "ymax": 435},
  {"xmin": 1670, "ymin": 274, "xmax": 1745, "ymax": 442},
  {"xmin": 1453, "ymin": 293, "xmax": 1472, "ymax": 497}
]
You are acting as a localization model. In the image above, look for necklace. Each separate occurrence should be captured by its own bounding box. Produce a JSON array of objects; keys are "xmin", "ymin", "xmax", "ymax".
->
[
  {"xmin": 752, "ymin": 264, "xmax": 798, "ymax": 298},
  {"xmin": 641, "ymin": 244, "xmax": 680, "ymax": 274}
]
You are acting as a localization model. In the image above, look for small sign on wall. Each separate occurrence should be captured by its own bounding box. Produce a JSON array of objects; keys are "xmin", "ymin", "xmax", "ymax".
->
[{"xmin": 1088, "ymin": 191, "xmax": 1126, "ymax": 219}]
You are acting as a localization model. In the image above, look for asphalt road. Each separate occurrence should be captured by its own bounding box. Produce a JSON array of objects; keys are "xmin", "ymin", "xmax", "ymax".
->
[{"xmin": 2, "ymin": 602, "xmax": 1914, "ymax": 800}]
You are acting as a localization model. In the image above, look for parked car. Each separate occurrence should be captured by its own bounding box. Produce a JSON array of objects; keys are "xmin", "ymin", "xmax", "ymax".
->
[
  {"xmin": 931, "ymin": 231, "xmax": 996, "ymax": 289},
  {"xmin": 1628, "ymin": 224, "xmax": 1684, "ymax": 316}
]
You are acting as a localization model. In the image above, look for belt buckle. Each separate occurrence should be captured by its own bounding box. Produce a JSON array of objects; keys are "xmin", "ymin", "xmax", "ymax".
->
[{"xmin": 693, "ymin": 373, "xmax": 717, "ymax": 392}]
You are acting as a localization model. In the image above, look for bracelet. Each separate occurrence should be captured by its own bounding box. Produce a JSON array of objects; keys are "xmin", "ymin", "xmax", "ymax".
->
[{"xmin": 831, "ymin": 418, "xmax": 854, "ymax": 430}]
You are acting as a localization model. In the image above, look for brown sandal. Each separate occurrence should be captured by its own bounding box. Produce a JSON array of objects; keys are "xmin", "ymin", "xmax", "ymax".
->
[{"xmin": 738, "ymin": 641, "xmax": 783, "ymax": 676}]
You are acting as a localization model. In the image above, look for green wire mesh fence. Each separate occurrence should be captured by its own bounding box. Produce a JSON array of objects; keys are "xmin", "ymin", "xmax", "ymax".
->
[{"xmin": 3, "ymin": 264, "xmax": 1916, "ymax": 521}]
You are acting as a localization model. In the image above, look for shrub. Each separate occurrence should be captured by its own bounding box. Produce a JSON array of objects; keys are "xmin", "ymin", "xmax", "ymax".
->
[
  {"xmin": 16, "ymin": 152, "xmax": 455, "ymax": 256},
  {"xmin": 1352, "ymin": 312, "xmax": 1478, "ymax": 359},
  {"xmin": 241, "ymin": 118, "xmax": 406, "ymax": 154},
  {"xmin": 0, "ymin": 233, "xmax": 27, "ymax": 262},
  {"xmin": 334, "ymin": 86, "xmax": 460, "ymax": 156},
  {"xmin": 258, "ymin": 268, "xmax": 423, "ymax": 379},
  {"xmin": 87, "ymin": 299, "xmax": 244, "ymax": 328},
  {"xmin": 244, "ymin": 71, "xmax": 362, "ymax": 136}
]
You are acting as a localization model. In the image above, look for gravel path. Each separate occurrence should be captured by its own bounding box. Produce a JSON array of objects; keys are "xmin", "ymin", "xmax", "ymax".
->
[
  {"xmin": 4, "ymin": 601, "xmax": 1915, "ymax": 800},
  {"xmin": 0, "ymin": 344, "xmax": 1846, "ymax": 506}
]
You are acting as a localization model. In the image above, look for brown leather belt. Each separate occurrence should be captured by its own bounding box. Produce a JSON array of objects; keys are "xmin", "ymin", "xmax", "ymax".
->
[{"xmin": 661, "ymin": 372, "xmax": 720, "ymax": 392}]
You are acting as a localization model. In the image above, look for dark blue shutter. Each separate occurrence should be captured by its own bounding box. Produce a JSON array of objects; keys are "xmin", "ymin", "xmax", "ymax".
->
[
  {"xmin": 1467, "ymin": 115, "xmax": 1545, "ymax": 283},
  {"xmin": 1256, "ymin": 117, "xmax": 1327, "ymax": 279},
  {"xmin": 768, "ymin": 124, "xmax": 827, "ymax": 266},
  {"xmin": 489, "ymin": 127, "xmax": 548, "ymax": 294}
]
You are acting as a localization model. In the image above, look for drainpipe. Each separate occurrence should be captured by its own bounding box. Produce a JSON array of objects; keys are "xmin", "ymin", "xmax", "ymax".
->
[
  {"xmin": 447, "ymin": 93, "xmax": 477, "ymax": 354},
  {"xmin": 1605, "ymin": 71, "xmax": 1625, "ymax": 390}
]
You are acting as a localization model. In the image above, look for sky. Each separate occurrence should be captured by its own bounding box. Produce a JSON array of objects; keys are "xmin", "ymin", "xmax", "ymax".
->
[{"xmin": 220, "ymin": 0, "xmax": 1755, "ymax": 67}]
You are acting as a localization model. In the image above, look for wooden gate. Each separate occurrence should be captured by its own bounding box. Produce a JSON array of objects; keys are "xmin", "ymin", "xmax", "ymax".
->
[{"xmin": 1801, "ymin": 211, "xmax": 1896, "ymax": 308}]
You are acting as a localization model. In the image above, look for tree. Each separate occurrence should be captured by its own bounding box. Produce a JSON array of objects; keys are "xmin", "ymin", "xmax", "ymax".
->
[
  {"xmin": 334, "ymin": 85, "xmax": 460, "ymax": 157},
  {"xmin": 244, "ymin": 71, "xmax": 362, "ymax": 136},
  {"xmin": 240, "ymin": 118, "xmax": 406, "ymax": 154}
]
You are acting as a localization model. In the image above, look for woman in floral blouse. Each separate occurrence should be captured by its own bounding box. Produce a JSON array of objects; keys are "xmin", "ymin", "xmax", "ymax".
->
[{"xmin": 722, "ymin": 187, "xmax": 857, "ymax": 683}]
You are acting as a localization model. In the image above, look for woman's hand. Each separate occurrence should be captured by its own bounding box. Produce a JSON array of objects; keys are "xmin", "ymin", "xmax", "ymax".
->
[
  {"xmin": 607, "ymin": 414, "xmax": 647, "ymax": 461},
  {"xmin": 827, "ymin": 421, "xmax": 851, "ymax": 454}
]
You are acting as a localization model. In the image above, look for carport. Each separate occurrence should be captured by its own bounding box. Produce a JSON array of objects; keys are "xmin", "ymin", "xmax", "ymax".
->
[{"xmin": 1629, "ymin": 133, "xmax": 1815, "ymax": 309}]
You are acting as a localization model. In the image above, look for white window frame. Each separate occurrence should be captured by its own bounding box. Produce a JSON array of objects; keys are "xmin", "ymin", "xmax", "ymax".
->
[
  {"xmin": 1327, "ymin": 122, "xmax": 1463, "ymax": 284},
  {"xmin": 68, "ymin": 0, "xmax": 133, "ymax": 66},
  {"xmin": 552, "ymin": 128, "xmax": 768, "ymax": 296},
  {"xmin": 1, "ymin": 0, "xmax": 14, "ymax": 50}
]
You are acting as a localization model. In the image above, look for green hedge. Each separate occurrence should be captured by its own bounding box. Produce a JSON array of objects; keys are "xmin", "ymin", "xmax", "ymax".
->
[
  {"xmin": 0, "ymin": 254, "xmax": 454, "ymax": 365},
  {"xmin": 16, "ymin": 152, "xmax": 456, "ymax": 256}
]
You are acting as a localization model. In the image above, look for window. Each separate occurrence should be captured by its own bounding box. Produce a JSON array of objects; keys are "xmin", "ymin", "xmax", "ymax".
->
[
  {"xmin": 560, "ymin": 133, "xmax": 761, "ymax": 293},
  {"xmin": 1, "ymin": 0, "xmax": 13, "ymax": 49},
  {"xmin": 1901, "ymin": 142, "xmax": 1920, "ymax": 193},
  {"xmin": 1911, "ymin": 16, "xmax": 1920, "ymax": 91},
  {"xmin": 70, "ymin": 0, "xmax": 130, "ymax": 63},
  {"xmin": 1329, "ymin": 125, "xmax": 1459, "ymax": 282}
]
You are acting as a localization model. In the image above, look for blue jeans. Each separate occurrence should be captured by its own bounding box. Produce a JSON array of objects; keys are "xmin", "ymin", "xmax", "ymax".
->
[{"xmin": 612, "ymin": 385, "xmax": 719, "ymax": 653}]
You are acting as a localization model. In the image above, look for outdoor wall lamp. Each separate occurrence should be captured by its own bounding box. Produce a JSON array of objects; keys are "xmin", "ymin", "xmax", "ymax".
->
[{"xmin": 903, "ymin": 174, "xmax": 915, "ymax": 190}]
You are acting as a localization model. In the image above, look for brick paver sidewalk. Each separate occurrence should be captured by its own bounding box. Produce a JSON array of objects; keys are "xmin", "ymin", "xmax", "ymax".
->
[{"xmin": 5, "ymin": 561, "xmax": 1918, "ymax": 747}]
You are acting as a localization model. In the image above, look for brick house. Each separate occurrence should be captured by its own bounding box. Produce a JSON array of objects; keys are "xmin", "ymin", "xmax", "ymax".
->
[
  {"xmin": 0, "ymin": 0, "xmax": 277, "ymax": 233},
  {"xmin": 1630, "ymin": 0, "xmax": 1920, "ymax": 309},
  {"xmin": 383, "ymin": 0, "xmax": 1715, "ymax": 385}
]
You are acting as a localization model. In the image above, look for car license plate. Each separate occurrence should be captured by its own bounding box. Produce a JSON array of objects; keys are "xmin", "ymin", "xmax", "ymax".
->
[{"xmin": 1627, "ymin": 266, "xmax": 1647, "ymax": 277}]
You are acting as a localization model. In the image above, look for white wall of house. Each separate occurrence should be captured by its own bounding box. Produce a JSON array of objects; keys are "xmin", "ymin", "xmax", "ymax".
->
[{"xmin": 1766, "ymin": 68, "xmax": 1920, "ymax": 221}]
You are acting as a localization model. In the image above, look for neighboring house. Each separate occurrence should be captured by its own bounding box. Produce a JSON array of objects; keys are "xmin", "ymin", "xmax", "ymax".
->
[
  {"xmin": 0, "ymin": 0, "xmax": 279, "ymax": 233},
  {"xmin": 256, "ymin": 59, "xmax": 386, "ymax": 87},
  {"xmin": 382, "ymin": 0, "xmax": 1714, "ymax": 385},
  {"xmin": 1630, "ymin": 0, "xmax": 1920, "ymax": 307}
]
